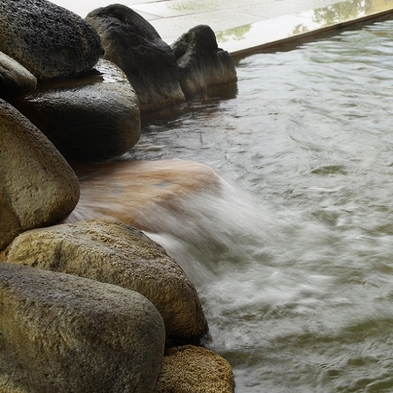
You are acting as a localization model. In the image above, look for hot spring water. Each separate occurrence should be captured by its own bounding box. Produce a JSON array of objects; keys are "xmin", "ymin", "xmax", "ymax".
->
[
  {"xmin": 122, "ymin": 19, "xmax": 393, "ymax": 392},
  {"xmin": 42, "ymin": 8, "xmax": 393, "ymax": 390}
]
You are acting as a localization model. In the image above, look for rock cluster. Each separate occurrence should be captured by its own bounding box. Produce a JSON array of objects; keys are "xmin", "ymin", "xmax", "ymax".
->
[
  {"xmin": 2, "ymin": 219, "xmax": 208, "ymax": 346},
  {"xmin": 86, "ymin": 3, "xmax": 237, "ymax": 114},
  {"xmin": 0, "ymin": 0, "xmax": 237, "ymax": 391}
]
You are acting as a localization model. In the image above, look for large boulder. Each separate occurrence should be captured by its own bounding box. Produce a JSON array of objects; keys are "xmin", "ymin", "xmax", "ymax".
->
[
  {"xmin": 86, "ymin": 4, "xmax": 185, "ymax": 114},
  {"xmin": 0, "ymin": 99, "xmax": 80, "ymax": 251},
  {"xmin": 0, "ymin": 0, "xmax": 102, "ymax": 81},
  {"xmin": 2, "ymin": 219, "xmax": 209, "ymax": 346},
  {"xmin": 10, "ymin": 59, "xmax": 141, "ymax": 163},
  {"xmin": 0, "ymin": 52, "xmax": 37, "ymax": 99},
  {"xmin": 0, "ymin": 263, "xmax": 165, "ymax": 393},
  {"xmin": 154, "ymin": 345, "xmax": 235, "ymax": 393},
  {"xmin": 171, "ymin": 25, "xmax": 238, "ymax": 98}
]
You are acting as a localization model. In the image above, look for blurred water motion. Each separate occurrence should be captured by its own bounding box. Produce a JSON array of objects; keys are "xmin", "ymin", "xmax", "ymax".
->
[{"xmin": 127, "ymin": 19, "xmax": 393, "ymax": 392}]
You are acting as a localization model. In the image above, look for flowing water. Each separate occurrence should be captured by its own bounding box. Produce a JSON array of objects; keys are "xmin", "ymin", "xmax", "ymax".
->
[{"xmin": 120, "ymin": 19, "xmax": 393, "ymax": 392}]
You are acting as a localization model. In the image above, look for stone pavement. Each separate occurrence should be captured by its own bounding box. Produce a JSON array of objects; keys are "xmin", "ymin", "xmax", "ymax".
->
[{"xmin": 53, "ymin": 0, "xmax": 393, "ymax": 56}]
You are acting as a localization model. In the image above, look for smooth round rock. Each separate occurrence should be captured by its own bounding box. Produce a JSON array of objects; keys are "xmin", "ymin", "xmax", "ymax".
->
[
  {"xmin": 0, "ymin": 263, "xmax": 165, "ymax": 393},
  {"xmin": 11, "ymin": 59, "xmax": 141, "ymax": 163},
  {"xmin": 0, "ymin": 99, "xmax": 80, "ymax": 251}
]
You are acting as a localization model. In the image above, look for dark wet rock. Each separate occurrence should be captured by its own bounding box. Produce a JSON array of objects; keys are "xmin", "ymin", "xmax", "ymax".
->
[
  {"xmin": 171, "ymin": 25, "xmax": 238, "ymax": 98},
  {"xmin": 153, "ymin": 345, "xmax": 235, "ymax": 393},
  {"xmin": 0, "ymin": 0, "xmax": 102, "ymax": 81},
  {"xmin": 86, "ymin": 4, "xmax": 185, "ymax": 114},
  {"xmin": 0, "ymin": 263, "xmax": 165, "ymax": 393},
  {"xmin": 10, "ymin": 59, "xmax": 140, "ymax": 163},
  {"xmin": 0, "ymin": 99, "xmax": 80, "ymax": 251},
  {"xmin": 3, "ymin": 219, "xmax": 209, "ymax": 346},
  {"xmin": 0, "ymin": 52, "xmax": 37, "ymax": 99}
]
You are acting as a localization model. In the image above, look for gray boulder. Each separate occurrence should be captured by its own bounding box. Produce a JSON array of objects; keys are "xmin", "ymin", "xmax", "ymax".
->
[
  {"xmin": 0, "ymin": 0, "xmax": 102, "ymax": 81},
  {"xmin": 86, "ymin": 4, "xmax": 185, "ymax": 114},
  {"xmin": 171, "ymin": 25, "xmax": 238, "ymax": 98},
  {"xmin": 11, "ymin": 59, "xmax": 141, "ymax": 163},
  {"xmin": 0, "ymin": 99, "xmax": 80, "ymax": 251},
  {"xmin": 0, "ymin": 263, "xmax": 165, "ymax": 393},
  {"xmin": 0, "ymin": 51, "xmax": 37, "ymax": 99},
  {"xmin": 2, "ymin": 219, "xmax": 209, "ymax": 346}
]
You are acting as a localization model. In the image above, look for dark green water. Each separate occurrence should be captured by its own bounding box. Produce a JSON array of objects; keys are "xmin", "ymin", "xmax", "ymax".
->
[{"xmin": 127, "ymin": 19, "xmax": 393, "ymax": 392}]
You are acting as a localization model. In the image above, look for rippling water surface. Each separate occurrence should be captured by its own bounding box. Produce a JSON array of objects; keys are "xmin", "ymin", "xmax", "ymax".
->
[{"xmin": 124, "ymin": 19, "xmax": 393, "ymax": 392}]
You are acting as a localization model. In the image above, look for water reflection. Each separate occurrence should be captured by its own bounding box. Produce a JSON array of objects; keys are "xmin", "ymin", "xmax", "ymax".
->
[
  {"xmin": 293, "ymin": 0, "xmax": 382, "ymax": 34},
  {"xmin": 217, "ymin": 0, "xmax": 393, "ymax": 55},
  {"xmin": 216, "ymin": 25, "xmax": 252, "ymax": 44}
]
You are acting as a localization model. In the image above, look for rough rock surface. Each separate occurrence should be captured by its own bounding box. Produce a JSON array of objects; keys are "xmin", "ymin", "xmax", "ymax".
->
[
  {"xmin": 0, "ymin": 0, "xmax": 102, "ymax": 81},
  {"xmin": 11, "ymin": 59, "xmax": 141, "ymax": 163},
  {"xmin": 0, "ymin": 263, "xmax": 165, "ymax": 393},
  {"xmin": 3, "ymin": 219, "xmax": 209, "ymax": 346},
  {"xmin": 86, "ymin": 4, "xmax": 185, "ymax": 114},
  {"xmin": 0, "ymin": 99, "xmax": 80, "ymax": 251},
  {"xmin": 171, "ymin": 25, "xmax": 238, "ymax": 98},
  {"xmin": 0, "ymin": 375, "xmax": 27, "ymax": 393},
  {"xmin": 0, "ymin": 52, "xmax": 37, "ymax": 99},
  {"xmin": 154, "ymin": 345, "xmax": 235, "ymax": 393}
]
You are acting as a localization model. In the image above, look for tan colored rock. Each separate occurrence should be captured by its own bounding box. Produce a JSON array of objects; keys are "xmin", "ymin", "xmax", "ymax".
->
[
  {"xmin": 11, "ymin": 59, "xmax": 141, "ymax": 163},
  {"xmin": 4, "ymin": 219, "xmax": 208, "ymax": 346},
  {"xmin": 0, "ymin": 375, "xmax": 27, "ymax": 393},
  {"xmin": 154, "ymin": 345, "xmax": 235, "ymax": 393},
  {"xmin": 0, "ymin": 51, "xmax": 37, "ymax": 99},
  {"xmin": 0, "ymin": 99, "xmax": 80, "ymax": 251},
  {"xmin": 0, "ymin": 263, "xmax": 165, "ymax": 393},
  {"xmin": 67, "ymin": 159, "xmax": 221, "ymax": 233}
]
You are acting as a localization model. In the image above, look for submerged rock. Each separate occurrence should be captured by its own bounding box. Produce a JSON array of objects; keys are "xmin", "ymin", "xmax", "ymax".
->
[
  {"xmin": 0, "ymin": 0, "xmax": 102, "ymax": 81},
  {"xmin": 0, "ymin": 263, "xmax": 165, "ymax": 393},
  {"xmin": 10, "ymin": 59, "xmax": 140, "ymax": 163},
  {"xmin": 86, "ymin": 4, "xmax": 185, "ymax": 114},
  {"xmin": 67, "ymin": 159, "xmax": 222, "ymax": 233},
  {"xmin": 0, "ymin": 52, "xmax": 37, "ymax": 99},
  {"xmin": 0, "ymin": 99, "xmax": 80, "ymax": 251},
  {"xmin": 171, "ymin": 25, "xmax": 238, "ymax": 98},
  {"xmin": 154, "ymin": 345, "xmax": 235, "ymax": 393},
  {"xmin": 3, "ymin": 219, "xmax": 209, "ymax": 346}
]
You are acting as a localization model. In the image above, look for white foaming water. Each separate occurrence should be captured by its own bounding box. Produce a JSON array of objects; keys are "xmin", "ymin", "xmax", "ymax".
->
[
  {"xmin": 142, "ymin": 173, "xmax": 337, "ymax": 326},
  {"xmin": 144, "ymin": 175, "xmax": 282, "ymax": 285}
]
